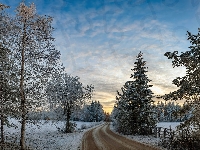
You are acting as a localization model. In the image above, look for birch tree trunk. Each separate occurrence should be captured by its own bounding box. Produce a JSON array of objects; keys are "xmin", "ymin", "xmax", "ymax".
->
[
  {"xmin": 19, "ymin": 20, "xmax": 26, "ymax": 150},
  {"xmin": 0, "ymin": 114, "xmax": 4, "ymax": 143},
  {"xmin": 65, "ymin": 103, "xmax": 71, "ymax": 133}
]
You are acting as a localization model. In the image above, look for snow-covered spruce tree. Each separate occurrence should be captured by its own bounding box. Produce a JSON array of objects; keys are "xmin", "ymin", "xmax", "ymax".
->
[
  {"xmin": 86, "ymin": 101, "xmax": 104, "ymax": 122},
  {"xmin": 156, "ymin": 101, "xmax": 181, "ymax": 122},
  {"xmin": 155, "ymin": 101, "xmax": 164, "ymax": 122},
  {"xmin": 0, "ymin": 3, "xmax": 19, "ymax": 143},
  {"xmin": 6, "ymin": 2, "xmax": 61, "ymax": 149},
  {"xmin": 46, "ymin": 73, "xmax": 94, "ymax": 133},
  {"xmin": 71, "ymin": 105, "xmax": 82, "ymax": 121},
  {"xmin": 95, "ymin": 101, "xmax": 105, "ymax": 122},
  {"xmin": 164, "ymin": 29, "xmax": 200, "ymax": 149},
  {"xmin": 114, "ymin": 52, "xmax": 156, "ymax": 135},
  {"xmin": 87, "ymin": 101, "xmax": 95, "ymax": 122},
  {"xmin": 78, "ymin": 101, "xmax": 104, "ymax": 122},
  {"xmin": 111, "ymin": 99, "xmax": 126, "ymax": 132},
  {"xmin": 178, "ymin": 101, "xmax": 194, "ymax": 121},
  {"xmin": 164, "ymin": 101, "xmax": 181, "ymax": 122},
  {"xmin": 79, "ymin": 104, "xmax": 90, "ymax": 122}
]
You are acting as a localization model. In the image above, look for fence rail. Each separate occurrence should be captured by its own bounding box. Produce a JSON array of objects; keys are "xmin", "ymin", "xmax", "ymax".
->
[
  {"xmin": 153, "ymin": 126, "xmax": 175, "ymax": 139},
  {"xmin": 154, "ymin": 126, "xmax": 200, "ymax": 150}
]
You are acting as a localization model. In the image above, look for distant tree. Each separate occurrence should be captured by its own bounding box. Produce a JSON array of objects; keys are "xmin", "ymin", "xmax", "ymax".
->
[
  {"xmin": 70, "ymin": 100, "xmax": 104, "ymax": 122},
  {"xmin": 46, "ymin": 73, "xmax": 94, "ymax": 133},
  {"xmin": 71, "ymin": 106, "xmax": 82, "ymax": 121},
  {"xmin": 88, "ymin": 101, "xmax": 95, "ymax": 122},
  {"xmin": 164, "ymin": 28, "xmax": 200, "ymax": 149},
  {"xmin": 72, "ymin": 100, "xmax": 105, "ymax": 122},
  {"xmin": 163, "ymin": 101, "xmax": 180, "ymax": 121},
  {"xmin": 96, "ymin": 101, "xmax": 105, "ymax": 121},
  {"xmin": 177, "ymin": 101, "xmax": 193, "ymax": 121},
  {"xmin": 87, "ymin": 101, "xmax": 104, "ymax": 122},
  {"xmin": 111, "ymin": 98, "xmax": 126, "ymax": 132},
  {"xmin": 79, "ymin": 104, "xmax": 90, "ymax": 122},
  {"xmin": 155, "ymin": 101, "xmax": 164, "ymax": 122},
  {"xmin": 154, "ymin": 101, "xmax": 182, "ymax": 122},
  {"xmin": 172, "ymin": 102, "xmax": 181, "ymax": 121},
  {"xmin": 113, "ymin": 52, "xmax": 156, "ymax": 135},
  {"xmin": 104, "ymin": 112, "xmax": 110, "ymax": 122},
  {"xmin": 6, "ymin": 2, "xmax": 61, "ymax": 149}
]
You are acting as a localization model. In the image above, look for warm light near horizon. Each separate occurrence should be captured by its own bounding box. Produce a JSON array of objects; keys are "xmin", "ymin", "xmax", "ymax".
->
[
  {"xmin": 103, "ymin": 107, "xmax": 113, "ymax": 114},
  {"xmin": 101, "ymin": 89, "xmax": 187, "ymax": 114}
]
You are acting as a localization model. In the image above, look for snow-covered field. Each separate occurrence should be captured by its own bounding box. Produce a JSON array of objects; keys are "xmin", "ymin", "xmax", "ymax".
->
[
  {"xmin": 110, "ymin": 122, "xmax": 182, "ymax": 150},
  {"xmin": 4, "ymin": 118, "xmax": 103, "ymax": 150},
  {"xmin": 157, "ymin": 122, "xmax": 182, "ymax": 131}
]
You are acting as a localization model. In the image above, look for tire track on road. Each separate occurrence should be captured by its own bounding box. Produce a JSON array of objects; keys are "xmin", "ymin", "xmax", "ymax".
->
[
  {"xmin": 81, "ymin": 127, "xmax": 99, "ymax": 150},
  {"xmin": 81, "ymin": 123, "xmax": 161, "ymax": 150}
]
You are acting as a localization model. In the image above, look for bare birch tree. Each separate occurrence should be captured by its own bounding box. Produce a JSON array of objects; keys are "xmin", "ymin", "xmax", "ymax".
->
[{"xmin": 6, "ymin": 2, "xmax": 61, "ymax": 149}]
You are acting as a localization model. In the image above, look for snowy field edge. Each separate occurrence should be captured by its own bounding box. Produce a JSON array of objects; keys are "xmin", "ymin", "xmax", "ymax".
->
[
  {"xmin": 4, "ymin": 118, "xmax": 104, "ymax": 150},
  {"xmin": 109, "ymin": 122, "xmax": 182, "ymax": 150}
]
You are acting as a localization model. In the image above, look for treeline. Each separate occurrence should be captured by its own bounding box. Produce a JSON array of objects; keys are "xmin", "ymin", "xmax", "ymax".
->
[
  {"xmin": 28, "ymin": 100, "xmax": 106, "ymax": 122},
  {"xmin": 153, "ymin": 101, "xmax": 193, "ymax": 122}
]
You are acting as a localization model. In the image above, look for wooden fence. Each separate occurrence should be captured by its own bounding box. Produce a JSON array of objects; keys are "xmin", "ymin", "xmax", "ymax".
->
[
  {"xmin": 153, "ymin": 126, "xmax": 175, "ymax": 139},
  {"xmin": 153, "ymin": 126, "xmax": 200, "ymax": 149}
]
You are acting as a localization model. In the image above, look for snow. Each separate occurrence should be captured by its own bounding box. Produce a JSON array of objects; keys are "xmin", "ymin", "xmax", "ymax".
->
[
  {"xmin": 4, "ymin": 118, "xmax": 103, "ymax": 150},
  {"xmin": 157, "ymin": 122, "xmax": 182, "ymax": 130},
  {"xmin": 3, "ymin": 120, "xmax": 183, "ymax": 150},
  {"xmin": 110, "ymin": 122, "xmax": 182, "ymax": 150}
]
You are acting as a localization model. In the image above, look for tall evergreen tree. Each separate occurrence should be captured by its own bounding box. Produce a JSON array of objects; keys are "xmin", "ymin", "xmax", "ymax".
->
[{"xmin": 114, "ymin": 52, "xmax": 156, "ymax": 135}]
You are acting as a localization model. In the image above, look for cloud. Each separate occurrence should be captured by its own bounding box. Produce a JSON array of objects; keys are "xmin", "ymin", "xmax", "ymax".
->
[
  {"xmin": 48, "ymin": 7, "xmax": 192, "ymax": 112},
  {"xmin": 3, "ymin": 0, "xmax": 194, "ymax": 113}
]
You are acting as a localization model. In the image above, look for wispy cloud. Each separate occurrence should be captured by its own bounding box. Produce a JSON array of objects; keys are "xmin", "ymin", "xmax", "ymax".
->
[{"xmin": 1, "ymin": 0, "xmax": 197, "ymax": 112}]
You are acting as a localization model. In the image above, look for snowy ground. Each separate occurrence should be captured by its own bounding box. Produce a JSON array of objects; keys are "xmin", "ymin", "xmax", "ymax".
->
[
  {"xmin": 157, "ymin": 122, "xmax": 182, "ymax": 130},
  {"xmin": 3, "ymin": 120, "xmax": 182, "ymax": 150},
  {"xmin": 110, "ymin": 122, "xmax": 182, "ymax": 150},
  {"xmin": 4, "ymin": 118, "xmax": 103, "ymax": 150}
]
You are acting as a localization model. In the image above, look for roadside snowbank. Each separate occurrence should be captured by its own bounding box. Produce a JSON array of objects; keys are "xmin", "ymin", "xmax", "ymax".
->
[{"xmin": 110, "ymin": 122, "xmax": 182, "ymax": 150}]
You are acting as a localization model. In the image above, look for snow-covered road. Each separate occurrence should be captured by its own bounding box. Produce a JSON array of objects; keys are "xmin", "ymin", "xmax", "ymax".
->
[{"xmin": 81, "ymin": 123, "xmax": 161, "ymax": 150}]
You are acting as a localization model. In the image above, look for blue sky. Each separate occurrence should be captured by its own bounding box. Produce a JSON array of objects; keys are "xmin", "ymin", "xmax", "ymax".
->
[{"xmin": 2, "ymin": 0, "xmax": 200, "ymax": 113}]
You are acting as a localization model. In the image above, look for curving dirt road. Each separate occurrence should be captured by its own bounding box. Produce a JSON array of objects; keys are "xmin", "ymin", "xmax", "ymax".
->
[{"xmin": 81, "ymin": 123, "xmax": 161, "ymax": 150}]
